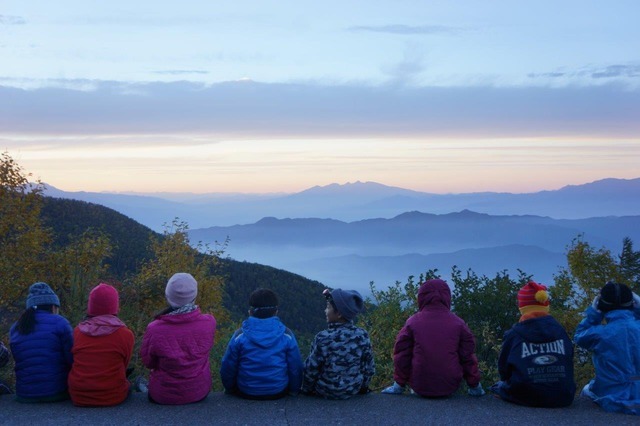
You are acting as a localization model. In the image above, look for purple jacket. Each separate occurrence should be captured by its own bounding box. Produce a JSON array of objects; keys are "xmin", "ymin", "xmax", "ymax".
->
[
  {"xmin": 392, "ymin": 279, "xmax": 480, "ymax": 397},
  {"xmin": 141, "ymin": 308, "xmax": 216, "ymax": 404}
]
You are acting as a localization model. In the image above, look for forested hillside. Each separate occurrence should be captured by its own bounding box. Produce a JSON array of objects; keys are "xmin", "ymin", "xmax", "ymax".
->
[{"xmin": 39, "ymin": 196, "xmax": 327, "ymax": 336}]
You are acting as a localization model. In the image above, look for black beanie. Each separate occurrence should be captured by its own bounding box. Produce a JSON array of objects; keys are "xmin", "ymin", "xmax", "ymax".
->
[
  {"xmin": 598, "ymin": 282, "xmax": 633, "ymax": 312},
  {"xmin": 249, "ymin": 288, "xmax": 279, "ymax": 319}
]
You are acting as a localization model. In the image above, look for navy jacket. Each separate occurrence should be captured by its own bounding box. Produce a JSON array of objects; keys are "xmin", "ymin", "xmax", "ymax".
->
[
  {"xmin": 10, "ymin": 311, "xmax": 74, "ymax": 399},
  {"xmin": 220, "ymin": 316, "xmax": 303, "ymax": 397},
  {"xmin": 496, "ymin": 314, "xmax": 575, "ymax": 407}
]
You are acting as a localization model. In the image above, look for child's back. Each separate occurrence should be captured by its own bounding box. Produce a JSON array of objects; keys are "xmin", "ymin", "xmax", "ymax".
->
[
  {"xmin": 221, "ymin": 288, "xmax": 303, "ymax": 399},
  {"xmin": 491, "ymin": 281, "xmax": 575, "ymax": 407},
  {"xmin": 382, "ymin": 279, "xmax": 482, "ymax": 398},
  {"xmin": 68, "ymin": 283, "xmax": 134, "ymax": 407},
  {"xmin": 140, "ymin": 273, "xmax": 216, "ymax": 405},
  {"xmin": 9, "ymin": 282, "xmax": 73, "ymax": 402},
  {"xmin": 302, "ymin": 288, "xmax": 375, "ymax": 400},
  {"xmin": 575, "ymin": 282, "xmax": 640, "ymax": 415}
]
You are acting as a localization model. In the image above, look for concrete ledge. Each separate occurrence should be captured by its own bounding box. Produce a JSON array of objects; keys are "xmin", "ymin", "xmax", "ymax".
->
[{"xmin": 0, "ymin": 391, "xmax": 636, "ymax": 425}]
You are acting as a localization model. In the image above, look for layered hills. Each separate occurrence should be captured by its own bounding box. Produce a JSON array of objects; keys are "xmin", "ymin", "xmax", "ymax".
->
[{"xmin": 40, "ymin": 197, "xmax": 328, "ymax": 336}]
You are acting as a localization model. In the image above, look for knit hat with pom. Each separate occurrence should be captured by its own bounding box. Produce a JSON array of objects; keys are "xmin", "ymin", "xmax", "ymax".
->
[
  {"xmin": 26, "ymin": 282, "xmax": 60, "ymax": 309},
  {"xmin": 517, "ymin": 281, "xmax": 550, "ymax": 315}
]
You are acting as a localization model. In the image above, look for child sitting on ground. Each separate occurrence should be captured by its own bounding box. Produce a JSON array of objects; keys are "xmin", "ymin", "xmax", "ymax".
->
[
  {"xmin": 140, "ymin": 272, "xmax": 217, "ymax": 405},
  {"xmin": 490, "ymin": 281, "xmax": 575, "ymax": 407},
  {"xmin": 575, "ymin": 281, "xmax": 640, "ymax": 415},
  {"xmin": 381, "ymin": 279, "xmax": 484, "ymax": 397},
  {"xmin": 9, "ymin": 282, "xmax": 74, "ymax": 402},
  {"xmin": 221, "ymin": 288, "xmax": 303, "ymax": 399},
  {"xmin": 68, "ymin": 283, "xmax": 135, "ymax": 407},
  {"xmin": 301, "ymin": 288, "xmax": 375, "ymax": 399}
]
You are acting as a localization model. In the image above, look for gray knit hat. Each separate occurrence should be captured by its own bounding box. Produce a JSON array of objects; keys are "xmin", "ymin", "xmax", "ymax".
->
[
  {"xmin": 328, "ymin": 288, "xmax": 364, "ymax": 321},
  {"xmin": 26, "ymin": 282, "xmax": 60, "ymax": 309},
  {"xmin": 165, "ymin": 273, "xmax": 198, "ymax": 308}
]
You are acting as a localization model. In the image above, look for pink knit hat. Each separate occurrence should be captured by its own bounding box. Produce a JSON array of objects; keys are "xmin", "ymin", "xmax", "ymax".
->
[{"xmin": 88, "ymin": 283, "xmax": 120, "ymax": 316}]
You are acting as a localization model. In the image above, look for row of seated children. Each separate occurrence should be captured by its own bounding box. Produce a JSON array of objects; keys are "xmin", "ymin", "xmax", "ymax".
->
[
  {"xmin": 1, "ymin": 276, "xmax": 639, "ymax": 416},
  {"xmin": 0, "ymin": 274, "xmax": 374, "ymax": 405},
  {"xmin": 378, "ymin": 278, "xmax": 640, "ymax": 416}
]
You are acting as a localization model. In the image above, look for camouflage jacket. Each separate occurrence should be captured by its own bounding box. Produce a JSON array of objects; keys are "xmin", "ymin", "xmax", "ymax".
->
[{"xmin": 302, "ymin": 321, "xmax": 375, "ymax": 399}]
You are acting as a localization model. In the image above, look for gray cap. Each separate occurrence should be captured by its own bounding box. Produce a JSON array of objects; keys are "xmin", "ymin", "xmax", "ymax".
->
[{"xmin": 330, "ymin": 289, "xmax": 364, "ymax": 321}]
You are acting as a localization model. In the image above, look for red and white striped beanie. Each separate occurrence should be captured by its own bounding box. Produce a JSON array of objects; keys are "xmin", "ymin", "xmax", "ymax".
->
[{"xmin": 517, "ymin": 281, "xmax": 550, "ymax": 314}]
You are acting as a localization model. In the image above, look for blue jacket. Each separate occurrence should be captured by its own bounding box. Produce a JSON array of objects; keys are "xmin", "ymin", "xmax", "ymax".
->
[
  {"xmin": 496, "ymin": 314, "xmax": 575, "ymax": 407},
  {"xmin": 574, "ymin": 307, "xmax": 640, "ymax": 415},
  {"xmin": 10, "ymin": 311, "xmax": 74, "ymax": 399},
  {"xmin": 220, "ymin": 316, "xmax": 302, "ymax": 397}
]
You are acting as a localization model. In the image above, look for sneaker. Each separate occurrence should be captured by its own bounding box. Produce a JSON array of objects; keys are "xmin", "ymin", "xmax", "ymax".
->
[
  {"xmin": 134, "ymin": 376, "xmax": 148, "ymax": 393},
  {"xmin": 381, "ymin": 382, "xmax": 405, "ymax": 395}
]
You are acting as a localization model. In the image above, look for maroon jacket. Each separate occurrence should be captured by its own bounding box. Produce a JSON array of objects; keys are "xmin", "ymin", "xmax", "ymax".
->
[{"xmin": 392, "ymin": 279, "xmax": 480, "ymax": 397}]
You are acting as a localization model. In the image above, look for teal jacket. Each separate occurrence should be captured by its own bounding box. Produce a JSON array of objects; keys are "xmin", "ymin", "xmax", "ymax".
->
[{"xmin": 574, "ymin": 307, "xmax": 640, "ymax": 415}]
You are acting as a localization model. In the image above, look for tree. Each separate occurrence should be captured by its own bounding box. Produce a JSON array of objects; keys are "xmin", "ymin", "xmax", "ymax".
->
[
  {"xmin": 450, "ymin": 267, "xmax": 526, "ymax": 381},
  {"xmin": 0, "ymin": 152, "xmax": 51, "ymax": 326},
  {"xmin": 619, "ymin": 237, "xmax": 640, "ymax": 290},
  {"xmin": 552, "ymin": 236, "xmax": 640, "ymax": 391},
  {"xmin": 125, "ymin": 219, "xmax": 230, "ymax": 389},
  {"xmin": 46, "ymin": 230, "xmax": 113, "ymax": 326}
]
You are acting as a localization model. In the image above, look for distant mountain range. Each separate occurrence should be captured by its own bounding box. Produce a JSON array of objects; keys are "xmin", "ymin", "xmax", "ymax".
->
[
  {"xmin": 44, "ymin": 178, "xmax": 640, "ymax": 231},
  {"xmin": 188, "ymin": 211, "xmax": 640, "ymax": 295},
  {"xmin": 44, "ymin": 178, "xmax": 640, "ymax": 294}
]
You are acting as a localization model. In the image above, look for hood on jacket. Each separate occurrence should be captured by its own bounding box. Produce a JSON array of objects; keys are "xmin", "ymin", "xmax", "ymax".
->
[
  {"xmin": 513, "ymin": 315, "xmax": 564, "ymax": 344},
  {"xmin": 418, "ymin": 279, "xmax": 451, "ymax": 311},
  {"xmin": 242, "ymin": 316, "xmax": 286, "ymax": 348},
  {"xmin": 604, "ymin": 308, "xmax": 636, "ymax": 323},
  {"xmin": 78, "ymin": 314, "xmax": 126, "ymax": 337}
]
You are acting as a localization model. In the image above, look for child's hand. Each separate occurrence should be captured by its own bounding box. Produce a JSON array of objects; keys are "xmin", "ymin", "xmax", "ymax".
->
[
  {"xmin": 633, "ymin": 293, "xmax": 640, "ymax": 309},
  {"xmin": 591, "ymin": 295, "xmax": 601, "ymax": 312}
]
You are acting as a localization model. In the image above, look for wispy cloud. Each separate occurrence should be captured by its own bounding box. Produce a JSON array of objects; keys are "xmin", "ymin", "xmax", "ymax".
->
[
  {"xmin": 527, "ymin": 72, "xmax": 566, "ymax": 79},
  {"xmin": 590, "ymin": 65, "xmax": 640, "ymax": 79},
  {"xmin": 154, "ymin": 70, "xmax": 210, "ymax": 75},
  {"xmin": 0, "ymin": 15, "xmax": 26, "ymax": 25},
  {"xmin": 529, "ymin": 64, "xmax": 640, "ymax": 80},
  {"xmin": 348, "ymin": 24, "xmax": 462, "ymax": 35},
  {"xmin": 1, "ymin": 80, "xmax": 638, "ymax": 139}
]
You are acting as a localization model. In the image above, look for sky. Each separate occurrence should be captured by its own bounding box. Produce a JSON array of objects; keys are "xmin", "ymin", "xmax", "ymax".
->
[{"xmin": 1, "ymin": 0, "xmax": 639, "ymax": 194}]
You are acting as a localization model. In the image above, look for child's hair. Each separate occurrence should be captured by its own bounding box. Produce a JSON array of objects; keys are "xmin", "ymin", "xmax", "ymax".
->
[
  {"xmin": 15, "ymin": 305, "xmax": 56, "ymax": 335},
  {"xmin": 154, "ymin": 306, "xmax": 176, "ymax": 319},
  {"xmin": 249, "ymin": 288, "xmax": 279, "ymax": 319}
]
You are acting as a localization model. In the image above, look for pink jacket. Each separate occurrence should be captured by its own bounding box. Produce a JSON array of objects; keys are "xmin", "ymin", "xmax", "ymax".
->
[
  {"xmin": 140, "ymin": 308, "xmax": 216, "ymax": 404},
  {"xmin": 393, "ymin": 279, "xmax": 480, "ymax": 397}
]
